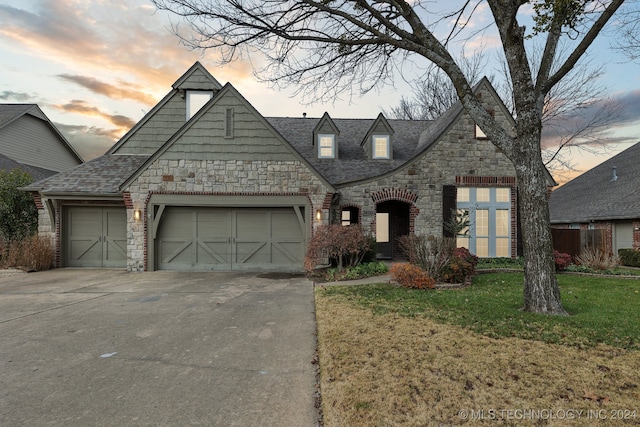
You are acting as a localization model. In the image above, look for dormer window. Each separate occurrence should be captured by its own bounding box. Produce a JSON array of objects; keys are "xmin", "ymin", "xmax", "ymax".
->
[
  {"xmin": 318, "ymin": 134, "xmax": 336, "ymax": 158},
  {"xmin": 186, "ymin": 90, "xmax": 213, "ymax": 120},
  {"xmin": 372, "ymin": 135, "xmax": 390, "ymax": 159}
]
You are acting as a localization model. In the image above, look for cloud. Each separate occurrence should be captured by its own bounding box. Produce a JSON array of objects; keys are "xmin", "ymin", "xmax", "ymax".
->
[
  {"xmin": 0, "ymin": 0, "xmax": 257, "ymax": 95},
  {"xmin": 57, "ymin": 74, "xmax": 158, "ymax": 105},
  {"xmin": 54, "ymin": 100, "xmax": 136, "ymax": 129},
  {"xmin": 541, "ymin": 89, "xmax": 640, "ymax": 150},
  {"xmin": 55, "ymin": 123, "xmax": 120, "ymax": 161},
  {"xmin": 0, "ymin": 91, "xmax": 36, "ymax": 102}
]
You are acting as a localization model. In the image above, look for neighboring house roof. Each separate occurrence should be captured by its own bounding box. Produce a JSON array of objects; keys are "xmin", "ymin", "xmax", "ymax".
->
[
  {"xmin": 23, "ymin": 154, "xmax": 149, "ymax": 197},
  {"xmin": 0, "ymin": 104, "xmax": 83, "ymax": 179},
  {"xmin": 0, "ymin": 153, "xmax": 60, "ymax": 181},
  {"xmin": 267, "ymin": 116, "xmax": 430, "ymax": 185},
  {"xmin": 550, "ymin": 141, "xmax": 640, "ymax": 223}
]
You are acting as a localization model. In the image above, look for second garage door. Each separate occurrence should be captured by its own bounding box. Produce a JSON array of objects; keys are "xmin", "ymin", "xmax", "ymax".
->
[{"xmin": 156, "ymin": 207, "xmax": 305, "ymax": 271}]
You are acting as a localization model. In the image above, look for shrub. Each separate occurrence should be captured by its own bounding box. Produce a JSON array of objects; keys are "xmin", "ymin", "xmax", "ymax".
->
[
  {"xmin": 618, "ymin": 248, "xmax": 640, "ymax": 267},
  {"xmin": 1, "ymin": 235, "xmax": 54, "ymax": 271},
  {"xmin": 439, "ymin": 247, "xmax": 478, "ymax": 283},
  {"xmin": 0, "ymin": 169, "xmax": 37, "ymax": 243},
  {"xmin": 397, "ymin": 234, "xmax": 454, "ymax": 279},
  {"xmin": 553, "ymin": 250, "xmax": 573, "ymax": 271},
  {"xmin": 389, "ymin": 263, "xmax": 435, "ymax": 289},
  {"xmin": 575, "ymin": 247, "xmax": 619, "ymax": 271},
  {"xmin": 304, "ymin": 225, "xmax": 371, "ymax": 272},
  {"xmin": 325, "ymin": 261, "xmax": 388, "ymax": 281}
]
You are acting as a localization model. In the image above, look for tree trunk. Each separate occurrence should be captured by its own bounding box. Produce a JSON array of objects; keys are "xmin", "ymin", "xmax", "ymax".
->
[{"xmin": 514, "ymin": 134, "xmax": 568, "ymax": 316}]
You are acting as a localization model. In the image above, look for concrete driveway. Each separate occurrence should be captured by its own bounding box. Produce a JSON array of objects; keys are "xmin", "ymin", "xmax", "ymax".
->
[{"xmin": 0, "ymin": 269, "xmax": 319, "ymax": 426}]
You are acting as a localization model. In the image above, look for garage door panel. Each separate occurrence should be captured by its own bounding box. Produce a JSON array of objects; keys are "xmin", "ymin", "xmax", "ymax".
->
[
  {"xmin": 197, "ymin": 238, "xmax": 231, "ymax": 265},
  {"xmin": 272, "ymin": 242, "xmax": 303, "ymax": 264},
  {"xmin": 65, "ymin": 207, "xmax": 126, "ymax": 268},
  {"xmin": 103, "ymin": 209, "xmax": 127, "ymax": 267},
  {"xmin": 155, "ymin": 206, "xmax": 305, "ymax": 271},
  {"xmin": 67, "ymin": 239, "xmax": 102, "ymax": 267}
]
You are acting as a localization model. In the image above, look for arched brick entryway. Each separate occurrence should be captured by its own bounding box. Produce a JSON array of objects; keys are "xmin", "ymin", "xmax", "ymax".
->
[{"xmin": 372, "ymin": 189, "xmax": 419, "ymax": 260}]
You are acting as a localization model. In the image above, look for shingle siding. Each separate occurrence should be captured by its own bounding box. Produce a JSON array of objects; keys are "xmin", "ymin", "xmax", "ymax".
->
[{"xmin": 0, "ymin": 115, "xmax": 80, "ymax": 172}]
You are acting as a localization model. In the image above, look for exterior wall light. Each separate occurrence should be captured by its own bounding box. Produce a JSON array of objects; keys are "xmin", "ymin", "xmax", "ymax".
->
[
  {"xmin": 315, "ymin": 209, "xmax": 322, "ymax": 222},
  {"xmin": 134, "ymin": 209, "xmax": 142, "ymax": 221}
]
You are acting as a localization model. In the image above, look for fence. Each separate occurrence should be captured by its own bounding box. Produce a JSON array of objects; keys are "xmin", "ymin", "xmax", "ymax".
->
[{"xmin": 551, "ymin": 229, "xmax": 605, "ymax": 258}]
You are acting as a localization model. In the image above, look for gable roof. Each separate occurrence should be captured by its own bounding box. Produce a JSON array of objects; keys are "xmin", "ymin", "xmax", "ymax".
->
[
  {"xmin": 120, "ymin": 82, "xmax": 337, "ymax": 192},
  {"xmin": 107, "ymin": 62, "xmax": 222, "ymax": 155},
  {"xmin": 0, "ymin": 104, "xmax": 83, "ymax": 165},
  {"xmin": 550, "ymin": 142, "xmax": 640, "ymax": 223}
]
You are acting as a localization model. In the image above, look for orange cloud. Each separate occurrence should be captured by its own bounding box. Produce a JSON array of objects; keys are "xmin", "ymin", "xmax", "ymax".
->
[
  {"xmin": 57, "ymin": 74, "xmax": 158, "ymax": 105},
  {"xmin": 54, "ymin": 100, "xmax": 136, "ymax": 130}
]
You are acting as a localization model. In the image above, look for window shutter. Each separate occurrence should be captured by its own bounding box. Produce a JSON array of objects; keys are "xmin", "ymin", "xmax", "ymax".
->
[{"xmin": 442, "ymin": 185, "xmax": 457, "ymax": 237}]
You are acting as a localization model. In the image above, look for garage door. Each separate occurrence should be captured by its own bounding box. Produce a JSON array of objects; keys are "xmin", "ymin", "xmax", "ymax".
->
[
  {"xmin": 64, "ymin": 207, "xmax": 127, "ymax": 267},
  {"xmin": 156, "ymin": 207, "xmax": 305, "ymax": 271}
]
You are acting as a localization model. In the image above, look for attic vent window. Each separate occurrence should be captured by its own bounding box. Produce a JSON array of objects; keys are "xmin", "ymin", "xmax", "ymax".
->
[
  {"xmin": 318, "ymin": 134, "xmax": 335, "ymax": 158},
  {"xmin": 372, "ymin": 135, "xmax": 390, "ymax": 159},
  {"xmin": 186, "ymin": 90, "xmax": 213, "ymax": 120},
  {"xmin": 225, "ymin": 108, "xmax": 234, "ymax": 138}
]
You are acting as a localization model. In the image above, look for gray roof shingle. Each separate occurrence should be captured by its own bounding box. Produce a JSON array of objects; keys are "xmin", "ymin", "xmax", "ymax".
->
[
  {"xmin": 267, "ymin": 117, "xmax": 431, "ymax": 185},
  {"xmin": 549, "ymin": 142, "xmax": 640, "ymax": 223},
  {"xmin": 23, "ymin": 154, "xmax": 150, "ymax": 195}
]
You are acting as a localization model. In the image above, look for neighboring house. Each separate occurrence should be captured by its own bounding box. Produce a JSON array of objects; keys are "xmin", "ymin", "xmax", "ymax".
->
[
  {"xmin": 550, "ymin": 141, "xmax": 640, "ymax": 255},
  {"xmin": 26, "ymin": 62, "xmax": 535, "ymax": 272},
  {"xmin": 0, "ymin": 104, "xmax": 83, "ymax": 180}
]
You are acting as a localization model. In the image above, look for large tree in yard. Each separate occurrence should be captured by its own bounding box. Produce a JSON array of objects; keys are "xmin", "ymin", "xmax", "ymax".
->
[{"xmin": 151, "ymin": 0, "xmax": 631, "ymax": 314}]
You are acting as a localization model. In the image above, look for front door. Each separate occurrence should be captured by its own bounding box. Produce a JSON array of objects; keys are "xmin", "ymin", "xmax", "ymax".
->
[{"xmin": 375, "ymin": 201, "xmax": 410, "ymax": 260}]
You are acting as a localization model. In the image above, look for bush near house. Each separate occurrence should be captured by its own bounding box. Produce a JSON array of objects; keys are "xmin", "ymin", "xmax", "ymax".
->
[
  {"xmin": 575, "ymin": 247, "xmax": 619, "ymax": 271},
  {"xmin": 304, "ymin": 224, "xmax": 371, "ymax": 272},
  {"xmin": 553, "ymin": 250, "xmax": 573, "ymax": 271},
  {"xmin": 397, "ymin": 234, "xmax": 454, "ymax": 280},
  {"xmin": 0, "ymin": 169, "xmax": 38, "ymax": 243},
  {"xmin": 1, "ymin": 235, "xmax": 54, "ymax": 272},
  {"xmin": 397, "ymin": 234, "xmax": 478, "ymax": 285},
  {"xmin": 439, "ymin": 247, "xmax": 478, "ymax": 283},
  {"xmin": 389, "ymin": 263, "xmax": 436, "ymax": 289},
  {"xmin": 619, "ymin": 248, "xmax": 640, "ymax": 267}
]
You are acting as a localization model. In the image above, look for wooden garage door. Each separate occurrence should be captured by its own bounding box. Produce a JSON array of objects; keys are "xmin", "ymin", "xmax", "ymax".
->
[
  {"xmin": 65, "ymin": 207, "xmax": 127, "ymax": 268},
  {"xmin": 156, "ymin": 207, "xmax": 305, "ymax": 271}
]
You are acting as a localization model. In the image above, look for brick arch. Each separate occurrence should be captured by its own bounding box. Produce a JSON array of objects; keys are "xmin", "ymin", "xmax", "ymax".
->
[{"xmin": 371, "ymin": 188, "xmax": 419, "ymax": 205}]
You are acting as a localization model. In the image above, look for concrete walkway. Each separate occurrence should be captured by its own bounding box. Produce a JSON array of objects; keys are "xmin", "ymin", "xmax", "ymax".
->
[{"xmin": 0, "ymin": 269, "xmax": 319, "ymax": 427}]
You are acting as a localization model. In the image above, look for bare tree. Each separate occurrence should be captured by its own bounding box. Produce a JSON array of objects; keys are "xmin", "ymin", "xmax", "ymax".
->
[
  {"xmin": 150, "ymin": 0, "xmax": 631, "ymax": 315},
  {"xmin": 389, "ymin": 49, "xmax": 622, "ymax": 178},
  {"xmin": 384, "ymin": 50, "xmax": 488, "ymax": 120}
]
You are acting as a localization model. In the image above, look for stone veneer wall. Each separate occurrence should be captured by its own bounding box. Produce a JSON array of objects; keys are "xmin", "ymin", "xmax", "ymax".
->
[
  {"xmin": 125, "ymin": 159, "xmax": 332, "ymax": 271},
  {"xmin": 338, "ymin": 109, "xmax": 517, "ymax": 248}
]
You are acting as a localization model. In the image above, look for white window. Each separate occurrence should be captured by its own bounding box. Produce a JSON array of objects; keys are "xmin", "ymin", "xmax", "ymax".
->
[
  {"xmin": 186, "ymin": 91, "xmax": 213, "ymax": 120},
  {"xmin": 373, "ymin": 135, "xmax": 390, "ymax": 159},
  {"xmin": 318, "ymin": 134, "xmax": 335, "ymax": 158},
  {"xmin": 456, "ymin": 187, "xmax": 512, "ymax": 258}
]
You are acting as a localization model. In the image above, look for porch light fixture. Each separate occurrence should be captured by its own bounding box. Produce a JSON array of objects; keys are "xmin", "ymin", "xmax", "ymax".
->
[
  {"xmin": 134, "ymin": 209, "xmax": 142, "ymax": 221},
  {"xmin": 315, "ymin": 209, "xmax": 322, "ymax": 222}
]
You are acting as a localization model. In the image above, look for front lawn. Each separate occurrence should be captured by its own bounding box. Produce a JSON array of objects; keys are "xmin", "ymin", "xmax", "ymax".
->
[{"xmin": 315, "ymin": 273, "xmax": 640, "ymax": 426}]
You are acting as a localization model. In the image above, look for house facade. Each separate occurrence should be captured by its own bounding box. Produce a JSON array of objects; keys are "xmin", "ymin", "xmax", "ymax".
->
[
  {"xmin": 0, "ymin": 104, "xmax": 83, "ymax": 180},
  {"xmin": 550, "ymin": 142, "xmax": 640, "ymax": 255},
  {"xmin": 27, "ymin": 62, "xmax": 524, "ymax": 272}
]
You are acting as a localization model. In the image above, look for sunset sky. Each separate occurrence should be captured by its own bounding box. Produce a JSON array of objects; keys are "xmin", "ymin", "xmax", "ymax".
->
[{"xmin": 1, "ymin": 0, "xmax": 639, "ymax": 184}]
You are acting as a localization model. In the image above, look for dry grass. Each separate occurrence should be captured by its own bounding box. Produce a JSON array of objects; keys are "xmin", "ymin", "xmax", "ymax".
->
[
  {"xmin": 1, "ymin": 235, "xmax": 54, "ymax": 271},
  {"xmin": 315, "ymin": 294, "xmax": 640, "ymax": 426}
]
